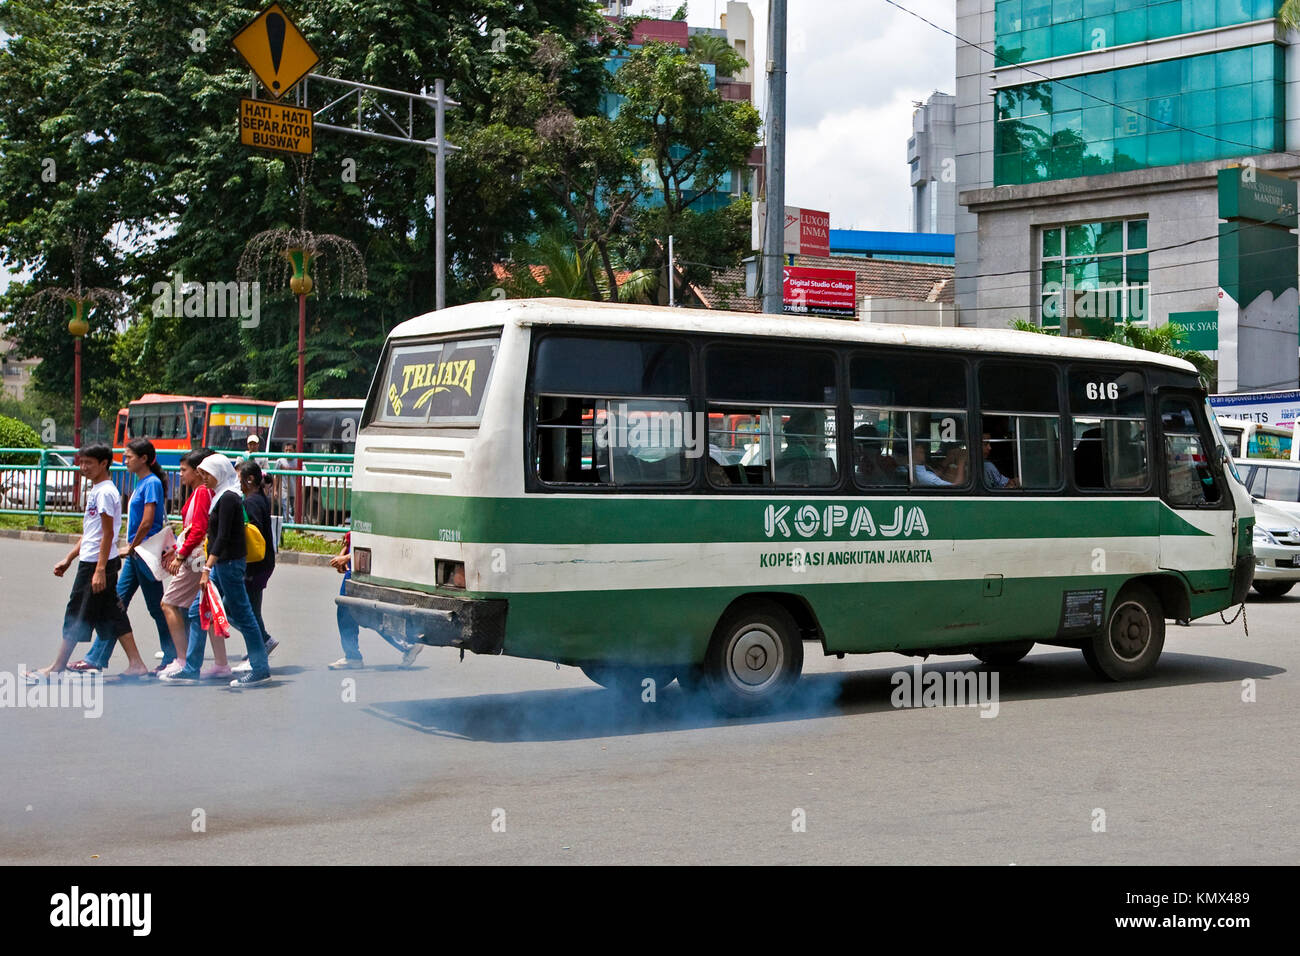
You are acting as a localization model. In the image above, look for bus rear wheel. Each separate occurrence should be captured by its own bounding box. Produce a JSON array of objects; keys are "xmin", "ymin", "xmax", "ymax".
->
[
  {"xmin": 973, "ymin": 641, "xmax": 1034, "ymax": 665},
  {"xmin": 1083, "ymin": 583, "xmax": 1165, "ymax": 681},
  {"xmin": 702, "ymin": 599, "xmax": 803, "ymax": 716},
  {"xmin": 580, "ymin": 664, "xmax": 675, "ymax": 697}
]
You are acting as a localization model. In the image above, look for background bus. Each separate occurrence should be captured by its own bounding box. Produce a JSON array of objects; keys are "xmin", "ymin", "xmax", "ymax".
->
[
  {"xmin": 268, "ymin": 399, "xmax": 364, "ymax": 525},
  {"xmin": 1215, "ymin": 417, "xmax": 1293, "ymax": 460},
  {"xmin": 113, "ymin": 394, "xmax": 275, "ymax": 463}
]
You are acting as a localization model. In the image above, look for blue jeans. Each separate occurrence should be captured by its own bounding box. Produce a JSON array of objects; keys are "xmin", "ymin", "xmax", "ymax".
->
[
  {"xmin": 85, "ymin": 553, "xmax": 175, "ymax": 667},
  {"xmin": 212, "ymin": 558, "xmax": 270, "ymax": 677},
  {"xmin": 338, "ymin": 569, "xmax": 407, "ymax": 661},
  {"xmin": 184, "ymin": 590, "xmax": 206, "ymax": 673}
]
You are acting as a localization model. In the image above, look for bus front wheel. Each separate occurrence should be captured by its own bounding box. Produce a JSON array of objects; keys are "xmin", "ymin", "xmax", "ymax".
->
[
  {"xmin": 703, "ymin": 599, "xmax": 803, "ymax": 716},
  {"xmin": 1083, "ymin": 583, "xmax": 1165, "ymax": 681},
  {"xmin": 973, "ymin": 641, "xmax": 1034, "ymax": 665}
]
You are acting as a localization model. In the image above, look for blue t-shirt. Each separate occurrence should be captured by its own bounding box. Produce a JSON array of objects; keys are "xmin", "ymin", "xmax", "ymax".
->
[{"xmin": 128, "ymin": 473, "xmax": 166, "ymax": 540}]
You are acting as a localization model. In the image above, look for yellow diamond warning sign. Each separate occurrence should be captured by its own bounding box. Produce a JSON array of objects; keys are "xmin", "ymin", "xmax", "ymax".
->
[
  {"xmin": 231, "ymin": 3, "xmax": 320, "ymax": 99},
  {"xmin": 239, "ymin": 98, "xmax": 313, "ymax": 155}
]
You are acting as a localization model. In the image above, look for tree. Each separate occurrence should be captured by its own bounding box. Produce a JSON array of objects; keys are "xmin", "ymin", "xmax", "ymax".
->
[
  {"xmin": 1281, "ymin": 1, "xmax": 1300, "ymax": 30},
  {"xmin": 0, "ymin": 0, "xmax": 619, "ymax": 408},
  {"xmin": 612, "ymin": 41, "xmax": 759, "ymax": 301},
  {"xmin": 499, "ymin": 229, "xmax": 653, "ymax": 302}
]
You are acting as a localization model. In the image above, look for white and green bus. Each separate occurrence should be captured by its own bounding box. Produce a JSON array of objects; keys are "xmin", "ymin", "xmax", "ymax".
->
[{"xmin": 340, "ymin": 299, "xmax": 1255, "ymax": 714}]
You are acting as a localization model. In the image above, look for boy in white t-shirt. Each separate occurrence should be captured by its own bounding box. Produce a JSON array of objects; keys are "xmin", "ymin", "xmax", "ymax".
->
[{"xmin": 24, "ymin": 445, "xmax": 150, "ymax": 681}]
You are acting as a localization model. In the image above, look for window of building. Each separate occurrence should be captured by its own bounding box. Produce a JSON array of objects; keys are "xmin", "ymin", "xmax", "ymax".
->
[
  {"xmin": 995, "ymin": 0, "xmax": 1275, "ymax": 66},
  {"xmin": 1040, "ymin": 217, "xmax": 1148, "ymax": 330},
  {"xmin": 995, "ymin": 44, "xmax": 1284, "ymax": 185},
  {"xmin": 1069, "ymin": 367, "xmax": 1149, "ymax": 491},
  {"xmin": 850, "ymin": 353, "xmax": 970, "ymax": 490},
  {"xmin": 705, "ymin": 346, "xmax": 838, "ymax": 488},
  {"xmin": 978, "ymin": 362, "xmax": 1062, "ymax": 490}
]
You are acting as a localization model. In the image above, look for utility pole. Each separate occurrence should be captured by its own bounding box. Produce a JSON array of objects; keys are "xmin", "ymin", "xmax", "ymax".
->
[{"xmin": 761, "ymin": 0, "xmax": 787, "ymax": 315}]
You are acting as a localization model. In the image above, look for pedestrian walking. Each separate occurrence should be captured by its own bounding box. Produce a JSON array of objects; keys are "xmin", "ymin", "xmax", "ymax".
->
[
  {"xmin": 25, "ymin": 446, "xmax": 150, "ymax": 682},
  {"xmin": 230, "ymin": 459, "xmax": 277, "ymax": 673},
  {"xmin": 327, "ymin": 531, "xmax": 424, "ymax": 670},
  {"xmin": 157, "ymin": 448, "xmax": 233, "ymax": 683},
  {"xmin": 72, "ymin": 438, "xmax": 175, "ymax": 674},
  {"xmin": 195, "ymin": 453, "xmax": 273, "ymax": 688}
]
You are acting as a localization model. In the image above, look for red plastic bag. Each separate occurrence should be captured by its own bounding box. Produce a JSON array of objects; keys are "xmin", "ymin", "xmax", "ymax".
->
[{"xmin": 199, "ymin": 580, "xmax": 231, "ymax": 639}]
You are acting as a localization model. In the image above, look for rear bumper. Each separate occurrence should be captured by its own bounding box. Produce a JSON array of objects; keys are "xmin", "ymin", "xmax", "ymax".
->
[{"xmin": 337, "ymin": 579, "xmax": 507, "ymax": 655}]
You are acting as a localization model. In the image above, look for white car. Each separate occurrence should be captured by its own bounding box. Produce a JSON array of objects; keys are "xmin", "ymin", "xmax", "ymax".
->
[
  {"xmin": 1236, "ymin": 458, "xmax": 1300, "ymax": 526},
  {"xmin": 0, "ymin": 452, "xmax": 82, "ymax": 511},
  {"xmin": 1249, "ymin": 498, "xmax": 1300, "ymax": 599}
]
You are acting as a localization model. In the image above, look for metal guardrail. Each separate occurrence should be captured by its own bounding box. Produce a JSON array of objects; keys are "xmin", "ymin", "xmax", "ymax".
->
[{"xmin": 0, "ymin": 447, "xmax": 353, "ymax": 535}]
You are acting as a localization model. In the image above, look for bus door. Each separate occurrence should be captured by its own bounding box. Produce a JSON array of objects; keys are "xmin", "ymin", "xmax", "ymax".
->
[{"xmin": 1156, "ymin": 392, "xmax": 1235, "ymax": 599}]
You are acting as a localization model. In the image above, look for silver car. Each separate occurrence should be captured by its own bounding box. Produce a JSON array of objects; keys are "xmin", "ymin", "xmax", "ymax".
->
[
  {"xmin": 0, "ymin": 452, "xmax": 82, "ymax": 511},
  {"xmin": 1249, "ymin": 498, "xmax": 1300, "ymax": 599}
]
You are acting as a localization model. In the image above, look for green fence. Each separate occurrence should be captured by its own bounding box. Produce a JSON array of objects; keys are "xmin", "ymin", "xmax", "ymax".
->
[{"xmin": 0, "ymin": 447, "xmax": 354, "ymax": 535}]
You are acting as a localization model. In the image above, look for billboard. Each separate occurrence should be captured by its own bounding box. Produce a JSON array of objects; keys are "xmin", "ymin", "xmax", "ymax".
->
[{"xmin": 782, "ymin": 266, "xmax": 856, "ymax": 318}]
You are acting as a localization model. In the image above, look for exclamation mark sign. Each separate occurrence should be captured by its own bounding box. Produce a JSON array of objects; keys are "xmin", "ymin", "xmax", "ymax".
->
[{"xmin": 266, "ymin": 12, "xmax": 286, "ymax": 91}]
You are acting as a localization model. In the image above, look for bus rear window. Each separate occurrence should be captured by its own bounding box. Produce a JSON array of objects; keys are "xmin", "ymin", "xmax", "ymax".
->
[{"xmin": 376, "ymin": 336, "xmax": 498, "ymax": 425}]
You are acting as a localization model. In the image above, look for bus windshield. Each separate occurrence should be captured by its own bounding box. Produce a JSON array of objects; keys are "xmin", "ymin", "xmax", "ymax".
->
[
  {"xmin": 206, "ymin": 403, "xmax": 272, "ymax": 448},
  {"xmin": 270, "ymin": 405, "xmax": 365, "ymax": 454}
]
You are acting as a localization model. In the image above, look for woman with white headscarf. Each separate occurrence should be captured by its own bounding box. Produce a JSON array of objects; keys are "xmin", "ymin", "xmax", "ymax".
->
[{"xmin": 196, "ymin": 453, "xmax": 272, "ymax": 688}]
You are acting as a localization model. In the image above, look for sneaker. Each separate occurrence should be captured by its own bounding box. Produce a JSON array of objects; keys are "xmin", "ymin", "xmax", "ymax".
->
[
  {"xmin": 400, "ymin": 642, "xmax": 425, "ymax": 668},
  {"xmin": 327, "ymin": 657, "xmax": 364, "ymax": 670},
  {"xmin": 160, "ymin": 659, "xmax": 185, "ymax": 679},
  {"xmin": 159, "ymin": 667, "xmax": 200, "ymax": 684},
  {"xmin": 200, "ymin": 664, "xmax": 234, "ymax": 681},
  {"xmin": 231, "ymin": 660, "xmax": 253, "ymax": 673},
  {"xmin": 152, "ymin": 661, "xmax": 174, "ymax": 675},
  {"xmin": 238, "ymin": 639, "xmax": 277, "ymax": 664},
  {"xmin": 229, "ymin": 671, "xmax": 271, "ymax": 688}
]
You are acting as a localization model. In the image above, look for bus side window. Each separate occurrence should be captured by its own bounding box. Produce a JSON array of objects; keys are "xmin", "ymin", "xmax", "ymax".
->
[
  {"xmin": 1160, "ymin": 398, "xmax": 1221, "ymax": 507},
  {"xmin": 850, "ymin": 351, "xmax": 969, "ymax": 491},
  {"xmin": 1069, "ymin": 368, "xmax": 1148, "ymax": 492},
  {"xmin": 705, "ymin": 345, "xmax": 838, "ymax": 489},
  {"xmin": 977, "ymin": 361, "xmax": 1062, "ymax": 491}
]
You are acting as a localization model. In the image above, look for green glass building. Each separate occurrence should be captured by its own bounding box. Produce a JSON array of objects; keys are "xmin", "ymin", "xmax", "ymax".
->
[{"xmin": 956, "ymin": 0, "xmax": 1300, "ymax": 392}]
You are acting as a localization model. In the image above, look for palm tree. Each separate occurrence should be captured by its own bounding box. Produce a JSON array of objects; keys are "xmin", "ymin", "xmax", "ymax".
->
[
  {"xmin": 1281, "ymin": 1, "xmax": 1300, "ymax": 30},
  {"xmin": 687, "ymin": 34, "xmax": 744, "ymax": 79},
  {"xmin": 1007, "ymin": 317, "xmax": 1215, "ymax": 386},
  {"xmin": 498, "ymin": 229, "xmax": 655, "ymax": 303}
]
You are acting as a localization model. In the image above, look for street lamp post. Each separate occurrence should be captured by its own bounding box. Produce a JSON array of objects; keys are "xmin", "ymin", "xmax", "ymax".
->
[
  {"xmin": 67, "ymin": 298, "xmax": 90, "ymax": 449},
  {"xmin": 284, "ymin": 248, "xmax": 315, "ymax": 520}
]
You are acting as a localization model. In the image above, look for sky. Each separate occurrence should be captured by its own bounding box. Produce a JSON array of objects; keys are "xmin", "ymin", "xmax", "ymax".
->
[
  {"xmin": 665, "ymin": 0, "xmax": 958, "ymax": 231},
  {"xmin": 1, "ymin": 1, "xmax": 956, "ymax": 296}
]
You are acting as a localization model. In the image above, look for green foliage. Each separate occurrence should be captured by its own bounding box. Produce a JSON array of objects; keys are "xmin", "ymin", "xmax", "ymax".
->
[
  {"xmin": 0, "ymin": 0, "xmax": 619, "ymax": 407},
  {"xmin": 1282, "ymin": 1, "xmax": 1300, "ymax": 30},
  {"xmin": 687, "ymin": 34, "xmax": 746, "ymax": 79},
  {"xmin": 0, "ymin": 413, "xmax": 42, "ymax": 464},
  {"xmin": 672, "ymin": 4, "xmax": 688, "ymax": 22}
]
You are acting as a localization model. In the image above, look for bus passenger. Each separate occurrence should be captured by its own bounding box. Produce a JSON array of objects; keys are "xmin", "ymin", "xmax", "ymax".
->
[
  {"xmin": 981, "ymin": 432, "xmax": 1019, "ymax": 489},
  {"xmin": 913, "ymin": 442, "xmax": 962, "ymax": 487}
]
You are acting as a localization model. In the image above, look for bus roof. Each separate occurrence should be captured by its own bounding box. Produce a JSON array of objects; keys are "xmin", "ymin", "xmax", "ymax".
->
[
  {"xmin": 130, "ymin": 393, "xmax": 276, "ymax": 405},
  {"xmin": 272, "ymin": 399, "xmax": 366, "ymax": 410},
  {"xmin": 388, "ymin": 298, "xmax": 1201, "ymax": 374}
]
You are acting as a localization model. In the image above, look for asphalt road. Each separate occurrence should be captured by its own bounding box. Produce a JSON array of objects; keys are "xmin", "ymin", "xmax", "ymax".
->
[{"xmin": 1, "ymin": 537, "xmax": 1295, "ymax": 865}]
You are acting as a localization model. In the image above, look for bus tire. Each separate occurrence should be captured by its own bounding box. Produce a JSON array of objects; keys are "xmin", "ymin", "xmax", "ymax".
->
[
  {"xmin": 580, "ymin": 664, "xmax": 675, "ymax": 697},
  {"xmin": 703, "ymin": 599, "xmax": 803, "ymax": 716},
  {"xmin": 1083, "ymin": 583, "xmax": 1165, "ymax": 681},
  {"xmin": 1251, "ymin": 581, "xmax": 1293, "ymax": 599},
  {"xmin": 973, "ymin": 641, "xmax": 1034, "ymax": 665}
]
